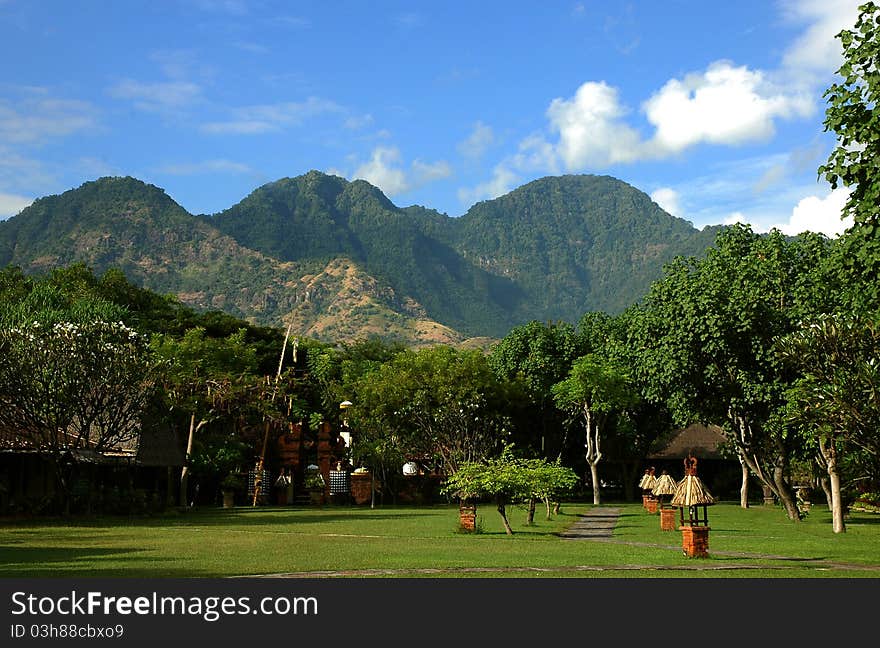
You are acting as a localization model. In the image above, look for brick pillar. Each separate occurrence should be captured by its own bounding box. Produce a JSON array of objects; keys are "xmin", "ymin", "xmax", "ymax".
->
[
  {"xmin": 642, "ymin": 494, "xmax": 649, "ymax": 509},
  {"xmin": 645, "ymin": 497, "xmax": 658, "ymax": 514},
  {"xmin": 680, "ymin": 525, "xmax": 710, "ymax": 558},
  {"xmin": 660, "ymin": 508, "xmax": 676, "ymax": 531},
  {"xmin": 351, "ymin": 472, "xmax": 372, "ymax": 505},
  {"xmin": 459, "ymin": 503, "xmax": 477, "ymax": 532}
]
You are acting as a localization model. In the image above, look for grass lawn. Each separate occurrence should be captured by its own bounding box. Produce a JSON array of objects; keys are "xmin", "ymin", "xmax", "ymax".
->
[{"xmin": 1, "ymin": 501, "xmax": 878, "ymax": 578}]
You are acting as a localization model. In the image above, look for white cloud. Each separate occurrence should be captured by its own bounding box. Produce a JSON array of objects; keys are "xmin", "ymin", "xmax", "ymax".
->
[
  {"xmin": 724, "ymin": 212, "xmax": 747, "ymax": 226},
  {"xmin": 412, "ymin": 159, "xmax": 452, "ymax": 184},
  {"xmin": 457, "ymin": 164, "xmax": 519, "ymax": 206},
  {"xmin": 643, "ymin": 61, "xmax": 813, "ymax": 154},
  {"xmin": 343, "ymin": 114, "xmax": 374, "ymax": 130},
  {"xmin": 0, "ymin": 191, "xmax": 32, "ymax": 219},
  {"xmin": 650, "ymin": 187, "xmax": 681, "ymax": 217},
  {"xmin": 108, "ymin": 79, "xmax": 202, "ymax": 113},
  {"xmin": 353, "ymin": 147, "xmax": 409, "ymax": 196},
  {"xmin": 149, "ymin": 49, "xmax": 215, "ymax": 82},
  {"xmin": 351, "ymin": 146, "xmax": 451, "ymax": 197},
  {"xmin": 780, "ymin": 0, "xmax": 863, "ymax": 83},
  {"xmin": 154, "ymin": 159, "xmax": 253, "ymax": 175},
  {"xmin": 775, "ymin": 187, "xmax": 852, "ymax": 237},
  {"xmin": 546, "ymin": 81, "xmax": 643, "ymax": 168},
  {"xmin": 0, "ymin": 94, "xmax": 97, "ymax": 144},
  {"xmin": 457, "ymin": 121, "xmax": 495, "ymax": 160},
  {"xmin": 0, "ymin": 146, "xmax": 55, "ymax": 192},
  {"xmin": 201, "ymin": 97, "xmax": 342, "ymax": 134}
]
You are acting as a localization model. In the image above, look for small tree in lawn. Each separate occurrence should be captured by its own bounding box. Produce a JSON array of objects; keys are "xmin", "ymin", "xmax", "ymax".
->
[
  {"xmin": 552, "ymin": 354, "xmax": 636, "ymax": 506},
  {"xmin": 441, "ymin": 448, "xmax": 531, "ymax": 535},
  {"xmin": 441, "ymin": 448, "xmax": 579, "ymax": 535},
  {"xmin": 520, "ymin": 458, "xmax": 580, "ymax": 523}
]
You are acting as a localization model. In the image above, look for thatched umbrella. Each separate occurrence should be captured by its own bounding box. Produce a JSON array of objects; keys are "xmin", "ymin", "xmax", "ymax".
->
[
  {"xmin": 653, "ymin": 469, "xmax": 679, "ymax": 531},
  {"xmin": 670, "ymin": 456, "xmax": 714, "ymax": 527},
  {"xmin": 639, "ymin": 467, "xmax": 657, "ymax": 510},
  {"xmin": 651, "ymin": 470, "xmax": 678, "ymax": 508}
]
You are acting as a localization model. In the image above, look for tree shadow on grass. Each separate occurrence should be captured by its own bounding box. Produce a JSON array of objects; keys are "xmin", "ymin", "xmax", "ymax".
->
[
  {"xmin": 1, "ymin": 507, "xmax": 436, "ymax": 530},
  {"xmin": 0, "ymin": 545, "xmax": 254, "ymax": 578}
]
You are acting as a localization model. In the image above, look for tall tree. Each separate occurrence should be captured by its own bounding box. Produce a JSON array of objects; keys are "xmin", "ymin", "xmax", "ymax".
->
[
  {"xmin": 633, "ymin": 226, "xmax": 831, "ymax": 519},
  {"xmin": 820, "ymin": 1, "xmax": 880, "ymax": 314},
  {"xmin": 552, "ymin": 354, "xmax": 636, "ymax": 505},
  {"xmin": 778, "ymin": 314, "xmax": 880, "ymax": 533},
  {"xmin": 352, "ymin": 346, "xmax": 514, "ymax": 476},
  {"xmin": 151, "ymin": 327, "xmax": 260, "ymax": 506},
  {"xmin": 488, "ymin": 320, "xmax": 580, "ymax": 459}
]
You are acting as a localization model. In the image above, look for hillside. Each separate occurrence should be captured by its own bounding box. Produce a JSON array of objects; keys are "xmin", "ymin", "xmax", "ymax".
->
[{"xmin": 0, "ymin": 172, "xmax": 723, "ymax": 343}]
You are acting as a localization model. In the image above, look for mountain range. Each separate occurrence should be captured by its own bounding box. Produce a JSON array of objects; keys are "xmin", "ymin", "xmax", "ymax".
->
[{"xmin": 0, "ymin": 171, "xmax": 721, "ymax": 345}]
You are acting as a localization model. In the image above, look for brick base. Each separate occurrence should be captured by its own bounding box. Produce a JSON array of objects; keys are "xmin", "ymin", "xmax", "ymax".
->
[
  {"xmin": 645, "ymin": 498, "xmax": 658, "ymax": 514},
  {"xmin": 459, "ymin": 504, "xmax": 477, "ymax": 532},
  {"xmin": 659, "ymin": 508, "xmax": 676, "ymax": 531},
  {"xmin": 680, "ymin": 525, "xmax": 710, "ymax": 558},
  {"xmin": 351, "ymin": 473, "xmax": 372, "ymax": 505}
]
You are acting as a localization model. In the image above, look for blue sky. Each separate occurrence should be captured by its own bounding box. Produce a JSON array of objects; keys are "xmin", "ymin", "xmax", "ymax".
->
[{"xmin": 0, "ymin": 1, "xmax": 862, "ymax": 237}]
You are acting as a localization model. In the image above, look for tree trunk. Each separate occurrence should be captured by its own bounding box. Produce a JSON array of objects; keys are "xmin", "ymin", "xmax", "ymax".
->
[
  {"xmin": 734, "ymin": 420, "xmax": 800, "ymax": 522},
  {"xmin": 772, "ymin": 463, "xmax": 801, "ymax": 522},
  {"xmin": 544, "ymin": 496, "xmax": 552, "ymax": 520},
  {"xmin": 589, "ymin": 462, "xmax": 601, "ymax": 505},
  {"xmin": 496, "ymin": 497, "xmax": 513, "ymax": 535},
  {"xmin": 180, "ymin": 413, "xmax": 207, "ymax": 507},
  {"xmin": 370, "ymin": 470, "xmax": 375, "ymax": 510},
  {"xmin": 819, "ymin": 476, "xmax": 833, "ymax": 510},
  {"xmin": 526, "ymin": 498, "xmax": 536, "ymax": 525},
  {"xmin": 179, "ymin": 413, "xmax": 197, "ymax": 507},
  {"xmin": 821, "ymin": 436, "xmax": 846, "ymax": 534},
  {"xmin": 739, "ymin": 457, "xmax": 750, "ymax": 509},
  {"xmin": 553, "ymin": 501, "xmax": 560, "ymax": 515},
  {"xmin": 583, "ymin": 408, "xmax": 603, "ymax": 506}
]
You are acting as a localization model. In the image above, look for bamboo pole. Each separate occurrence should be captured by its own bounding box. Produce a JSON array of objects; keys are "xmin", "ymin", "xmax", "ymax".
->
[{"xmin": 252, "ymin": 324, "xmax": 294, "ymax": 507}]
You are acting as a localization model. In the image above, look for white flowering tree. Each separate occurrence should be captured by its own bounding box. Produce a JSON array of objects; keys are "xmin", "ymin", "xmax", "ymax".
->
[{"xmin": 0, "ymin": 319, "xmax": 156, "ymax": 512}]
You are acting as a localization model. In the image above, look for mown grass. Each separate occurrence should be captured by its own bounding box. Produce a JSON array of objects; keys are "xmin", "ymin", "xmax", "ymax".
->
[{"xmin": 0, "ymin": 501, "xmax": 877, "ymax": 578}]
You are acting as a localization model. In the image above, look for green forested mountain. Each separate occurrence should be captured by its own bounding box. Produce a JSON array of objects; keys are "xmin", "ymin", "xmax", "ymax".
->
[
  {"xmin": 455, "ymin": 175, "xmax": 722, "ymax": 319},
  {"xmin": 0, "ymin": 171, "xmax": 723, "ymax": 343},
  {"xmin": 209, "ymin": 171, "xmax": 517, "ymax": 336}
]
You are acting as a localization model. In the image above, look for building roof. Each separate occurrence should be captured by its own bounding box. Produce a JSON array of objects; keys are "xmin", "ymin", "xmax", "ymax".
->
[{"xmin": 647, "ymin": 423, "xmax": 728, "ymax": 460}]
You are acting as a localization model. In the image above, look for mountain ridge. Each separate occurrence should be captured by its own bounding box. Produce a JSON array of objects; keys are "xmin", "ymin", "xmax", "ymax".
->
[{"xmin": 0, "ymin": 172, "xmax": 722, "ymax": 345}]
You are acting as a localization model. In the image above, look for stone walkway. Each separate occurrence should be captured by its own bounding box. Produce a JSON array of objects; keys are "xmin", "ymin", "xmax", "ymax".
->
[{"xmin": 559, "ymin": 506, "xmax": 621, "ymax": 539}]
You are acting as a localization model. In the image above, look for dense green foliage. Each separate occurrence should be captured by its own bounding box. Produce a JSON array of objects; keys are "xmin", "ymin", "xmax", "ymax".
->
[{"xmin": 820, "ymin": 2, "xmax": 880, "ymax": 313}]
